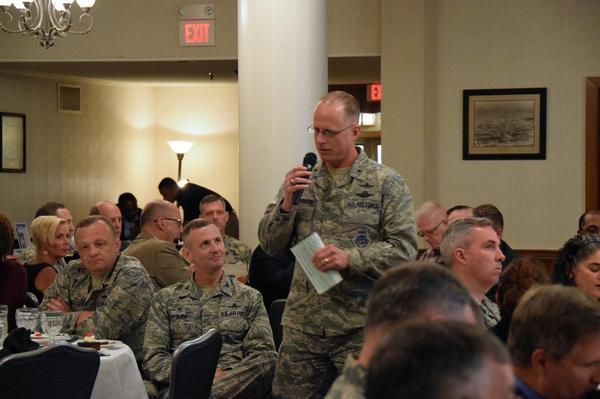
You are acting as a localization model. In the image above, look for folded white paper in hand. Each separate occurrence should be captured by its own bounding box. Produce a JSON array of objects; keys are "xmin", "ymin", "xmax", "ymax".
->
[{"xmin": 291, "ymin": 232, "xmax": 343, "ymax": 294}]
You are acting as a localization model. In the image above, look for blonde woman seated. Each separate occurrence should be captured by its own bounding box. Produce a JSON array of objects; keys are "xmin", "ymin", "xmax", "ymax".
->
[{"xmin": 25, "ymin": 216, "xmax": 70, "ymax": 303}]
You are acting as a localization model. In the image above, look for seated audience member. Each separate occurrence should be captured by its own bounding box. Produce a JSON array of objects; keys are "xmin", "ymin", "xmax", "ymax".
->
[
  {"xmin": 143, "ymin": 218, "xmax": 277, "ymax": 399},
  {"xmin": 123, "ymin": 200, "xmax": 190, "ymax": 290},
  {"xmin": 554, "ymin": 234, "xmax": 600, "ymax": 300},
  {"xmin": 578, "ymin": 209, "xmax": 600, "ymax": 235},
  {"xmin": 200, "ymin": 194, "xmax": 252, "ymax": 265},
  {"xmin": 325, "ymin": 262, "xmax": 479, "ymax": 399},
  {"xmin": 117, "ymin": 192, "xmax": 142, "ymax": 242},
  {"xmin": 509, "ymin": 285, "xmax": 600, "ymax": 399},
  {"xmin": 17, "ymin": 201, "xmax": 76, "ymax": 269},
  {"xmin": 158, "ymin": 177, "xmax": 240, "ymax": 238},
  {"xmin": 90, "ymin": 201, "xmax": 127, "ymax": 251},
  {"xmin": 25, "ymin": 216, "xmax": 70, "ymax": 303},
  {"xmin": 366, "ymin": 321, "xmax": 513, "ymax": 399},
  {"xmin": 446, "ymin": 204, "xmax": 473, "ymax": 224},
  {"xmin": 473, "ymin": 203, "xmax": 517, "ymax": 271},
  {"xmin": 491, "ymin": 257, "xmax": 550, "ymax": 342},
  {"xmin": 415, "ymin": 201, "xmax": 448, "ymax": 263},
  {"xmin": 0, "ymin": 211, "xmax": 27, "ymax": 330},
  {"xmin": 248, "ymin": 245, "xmax": 295, "ymax": 311},
  {"xmin": 440, "ymin": 217, "xmax": 504, "ymax": 327},
  {"xmin": 40, "ymin": 216, "xmax": 154, "ymax": 360},
  {"xmin": 473, "ymin": 203, "xmax": 518, "ymax": 313}
]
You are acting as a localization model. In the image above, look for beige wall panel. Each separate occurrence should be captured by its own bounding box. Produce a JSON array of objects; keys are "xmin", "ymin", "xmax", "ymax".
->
[
  {"xmin": 328, "ymin": 0, "xmax": 380, "ymax": 56},
  {"xmin": 153, "ymin": 84, "xmax": 239, "ymax": 212},
  {"xmin": 0, "ymin": 73, "xmax": 156, "ymax": 224},
  {"xmin": 382, "ymin": 0, "xmax": 600, "ymax": 249}
]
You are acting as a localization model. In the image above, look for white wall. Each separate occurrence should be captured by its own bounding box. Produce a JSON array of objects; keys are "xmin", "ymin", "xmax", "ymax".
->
[
  {"xmin": 382, "ymin": 0, "xmax": 600, "ymax": 249},
  {"xmin": 153, "ymin": 85, "xmax": 240, "ymax": 211},
  {"xmin": 0, "ymin": 74, "xmax": 240, "ymax": 225}
]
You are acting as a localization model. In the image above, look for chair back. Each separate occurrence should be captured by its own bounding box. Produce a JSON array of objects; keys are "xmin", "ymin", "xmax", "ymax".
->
[
  {"xmin": 269, "ymin": 299, "xmax": 286, "ymax": 351},
  {"xmin": 169, "ymin": 328, "xmax": 222, "ymax": 399},
  {"xmin": 0, "ymin": 343, "xmax": 100, "ymax": 399}
]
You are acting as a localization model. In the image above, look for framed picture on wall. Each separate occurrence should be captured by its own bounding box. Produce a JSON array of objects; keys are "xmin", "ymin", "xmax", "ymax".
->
[
  {"xmin": 1, "ymin": 112, "xmax": 26, "ymax": 172},
  {"xmin": 463, "ymin": 88, "xmax": 547, "ymax": 160}
]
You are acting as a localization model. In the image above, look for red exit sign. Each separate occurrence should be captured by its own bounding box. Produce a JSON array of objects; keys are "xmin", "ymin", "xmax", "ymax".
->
[
  {"xmin": 179, "ymin": 20, "xmax": 215, "ymax": 46},
  {"xmin": 367, "ymin": 83, "xmax": 382, "ymax": 102}
]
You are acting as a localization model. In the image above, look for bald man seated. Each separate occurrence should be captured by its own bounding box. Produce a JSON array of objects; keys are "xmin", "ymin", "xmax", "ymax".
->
[{"xmin": 123, "ymin": 200, "xmax": 190, "ymax": 290}]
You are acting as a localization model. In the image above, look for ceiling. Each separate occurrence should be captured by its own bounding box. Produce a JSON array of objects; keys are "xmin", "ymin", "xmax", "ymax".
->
[{"xmin": 0, "ymin": 56, "xmax": 380, "ymax": 86}]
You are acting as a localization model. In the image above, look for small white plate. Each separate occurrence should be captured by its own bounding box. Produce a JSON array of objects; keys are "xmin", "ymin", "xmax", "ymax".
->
[{"xmin": 30, "ymin": 333, "xmax": 70, "ymax": 341}]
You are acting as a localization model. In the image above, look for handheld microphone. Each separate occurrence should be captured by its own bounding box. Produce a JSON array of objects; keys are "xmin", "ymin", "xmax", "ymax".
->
[{"xmin": 292, "ymin": 152, "xmax": 317, "ymax": 206}]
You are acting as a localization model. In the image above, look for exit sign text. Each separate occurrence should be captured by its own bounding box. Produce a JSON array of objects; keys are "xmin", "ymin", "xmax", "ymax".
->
[
  {"xmin": 179, "ymin": 20, "xmax": 215, "ymax": 46},
  {"xmin": 367, "ymin": 83, "xmax": 382, "ymax": 102}
]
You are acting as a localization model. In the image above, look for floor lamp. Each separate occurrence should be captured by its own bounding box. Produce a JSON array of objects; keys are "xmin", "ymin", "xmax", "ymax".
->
[{"xmin": 167, "ymin": 141, "xmax": 194, "ymax": 183}]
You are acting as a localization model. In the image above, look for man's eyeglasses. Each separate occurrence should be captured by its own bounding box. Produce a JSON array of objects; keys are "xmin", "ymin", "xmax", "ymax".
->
[
  {"xmin": 158, "ymin": 217, "xmax": 183, "ymax": 227},
  {"xmin": 417, "ymin": 219, "xmax": 446, "ymax": 238},
  {"xmin": 307, "ymin": 124, "xmax": 355, "ymax": 138}
]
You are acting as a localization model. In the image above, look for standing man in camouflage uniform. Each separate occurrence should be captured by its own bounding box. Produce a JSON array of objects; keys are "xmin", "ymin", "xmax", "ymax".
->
[
  {"xmin": 258, "ymin": 91, "xmax": 418, "ymax": 398},
  {"xmin": 200, "ymin": 194, "xmax": 252, "ymax": 265},
  {"xmin": 40, "ymin": 215, "xmax": 154, "ymax": 361},
  {"xmin": 143, "ymin": 219, "xmax": 277, "ymax": 399}
]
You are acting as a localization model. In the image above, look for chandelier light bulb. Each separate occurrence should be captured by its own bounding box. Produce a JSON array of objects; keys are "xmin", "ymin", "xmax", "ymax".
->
[
  {"xmin": 0, "ymin": 0, "xmax": 96, "ymax": 47},
  {"xmin": 12, "ymin": 0, "xmax": 26, "ymax": 10},
  {"xmin": 76, "ymin": 0, "xmax": 95, "ymax": 8}
]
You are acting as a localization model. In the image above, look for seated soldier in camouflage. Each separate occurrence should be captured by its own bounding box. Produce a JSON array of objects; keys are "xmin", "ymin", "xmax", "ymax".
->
[
  {"xmin": 40, "ymin": 215, "xmax": 154, "ymax": 361},
  {"xmin": 325, "ymin": 262, "xmax": 479, "ymax": 399},
  {"xmin": 143, "ymin": 218, "xmax": 277, "ymax": 399},
  {"xmin": 200, "ymin": 194, "xmax": 252, "ymax": 264}
]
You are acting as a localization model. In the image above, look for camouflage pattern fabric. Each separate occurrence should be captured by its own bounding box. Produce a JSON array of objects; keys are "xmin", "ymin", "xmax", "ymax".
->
[
  {"xmin": 143, "ymin": 275, "xmax": 277, "ymax": 399},
  {"xmin": 39, "ymin": 255, "xmax": 154, "ymax": 360},
  {"xmin": 272, "ymin": 326, "xmax": 363, "ymax": 398},
  {"xmin": 481, "ymin": 296, "xmax": 501, "ymax": 328},
  {"xmin": 259, "ymin": 150, "xmax": 417, "ymax": 397},
  {"xmin": 224, "ymin": 234, "xmax": 253, "ymax": 265},
  {"xmin": 324, "ymin": 355, "xmax": 366, "ymax": 399},
  {"xmin": 258, "ymin": 150, "xmax": 417, "ymax": 336},
  {"xmin": 123, "ymin": 233, "xmax": 190, "ymax": 290}
]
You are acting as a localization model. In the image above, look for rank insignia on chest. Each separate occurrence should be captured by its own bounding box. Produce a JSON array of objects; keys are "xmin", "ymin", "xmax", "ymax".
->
[
  {"xmin": 356, "ymin": 191, "xmax": 373, "ymax": 198},
  {"xmin": 353, "ymin": 229, "xmax": 370, "ymax": 248}
]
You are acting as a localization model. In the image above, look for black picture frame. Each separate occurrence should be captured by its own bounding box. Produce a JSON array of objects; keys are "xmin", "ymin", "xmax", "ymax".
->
[
  {"xmin": 1, "ymin": 112, "xmax": 26, "ymax": 173},
  {"xmin": 463, "ymin": 88, "xmax": 547, "ymax": 160}
]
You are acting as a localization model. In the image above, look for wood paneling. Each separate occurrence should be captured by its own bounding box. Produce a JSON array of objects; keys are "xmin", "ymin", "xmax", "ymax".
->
[{"xmin": 585, "ymin": 77, "xmax": 600, "ymax": 210}]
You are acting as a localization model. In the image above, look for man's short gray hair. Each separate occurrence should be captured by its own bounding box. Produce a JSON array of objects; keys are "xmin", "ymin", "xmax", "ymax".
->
[{"xmin": 440, "ymin": 217, "xmax": 494, "ymax": 267}]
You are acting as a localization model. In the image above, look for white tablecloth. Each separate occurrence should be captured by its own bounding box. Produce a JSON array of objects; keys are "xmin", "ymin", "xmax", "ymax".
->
[{"xmin": 91, "ymin": 341, "xmax": 147, "ymax": 399}]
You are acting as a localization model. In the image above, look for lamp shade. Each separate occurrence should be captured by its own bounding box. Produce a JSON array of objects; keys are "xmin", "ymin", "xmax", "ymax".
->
[
  {"xmin": 167, "ymin": 141, "xmax": 194, "ymax": 154},
  {"xmin": 0, "ymin": 0, "xmax": 12, "ymax": 7}
]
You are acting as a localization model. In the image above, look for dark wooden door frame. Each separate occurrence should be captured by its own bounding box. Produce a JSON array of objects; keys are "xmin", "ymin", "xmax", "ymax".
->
[{"xmin": 585, "ymin": 77, "xmax": 600, "ymax": 210}]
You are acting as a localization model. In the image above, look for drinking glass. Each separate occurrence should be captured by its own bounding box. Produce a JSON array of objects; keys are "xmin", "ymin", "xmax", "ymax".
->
[
  {"xmin": 0, "ymin": 304, "xmax": 7, "ymax": 343},
  {"xmin": 40, "ymin": 311, "xmax": 64, "ymax": 345},
  {"xmin": 15, "ymin": 308, "xmax": 40, "ymax": 333}
]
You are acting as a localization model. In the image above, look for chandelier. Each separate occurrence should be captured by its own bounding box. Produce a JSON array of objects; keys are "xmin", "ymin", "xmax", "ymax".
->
[{"xmin": 0, "ymin": 0, "xmax": 96, "ymax": 49}]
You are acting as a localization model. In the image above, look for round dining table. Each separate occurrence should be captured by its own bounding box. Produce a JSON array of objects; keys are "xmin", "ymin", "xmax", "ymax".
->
[{"xmin": 90, "ymin": 341, "xmax": 147, "ymax": 399}]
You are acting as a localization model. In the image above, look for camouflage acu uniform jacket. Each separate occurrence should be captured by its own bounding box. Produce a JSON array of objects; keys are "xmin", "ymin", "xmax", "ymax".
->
[
  {"xmin": 39, "ymin": 255, "xmax": 154, "ymax": 360},
  {"xmin": 224, "ymin": 235, "xmax": 252, "ymax": 265},
  {"xmin": 143, "ymin": 275, "xmax": 277, "ymax": 388},
  {"xmin": 258, "ymin": 150, "xmax": 418, "ymax": 336},
  {"xmin": 324, "ymin": 355, "xmax": 366, "ymax": 399},
  {"xmin": 481, "ymin": 296, "xmax": 501, "ymax": 328}
]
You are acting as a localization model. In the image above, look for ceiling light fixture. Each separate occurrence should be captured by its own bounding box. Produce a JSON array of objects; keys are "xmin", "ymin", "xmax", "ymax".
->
[{"xmin": 0, "ymin": 0, "xmax": 96, "ymax": 49}]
